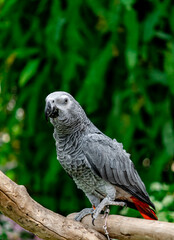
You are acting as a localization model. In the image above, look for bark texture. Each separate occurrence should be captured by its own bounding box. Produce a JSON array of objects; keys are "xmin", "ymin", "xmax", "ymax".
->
[
  {"xmin": 0, "ymin": 170, "xmax": 174, "ymax": 240},
  {"xmin": 68, "ymin": 213, "xmax": 174, "ymax": 240},
  {"xmin": 0, "ymin": 170, "xmax": 106, "ymax": 240}
]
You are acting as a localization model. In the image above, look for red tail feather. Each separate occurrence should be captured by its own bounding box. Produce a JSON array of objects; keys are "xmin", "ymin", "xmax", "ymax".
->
[{"xmin": 131, "ymin": 196, "xmax": 158, "ymax": 220}]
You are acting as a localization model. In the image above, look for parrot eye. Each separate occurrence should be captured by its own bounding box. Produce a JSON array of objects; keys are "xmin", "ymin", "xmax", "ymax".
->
[{"xmin": 64, "ymin": 98, "xmax": 68, "ymax": 104}]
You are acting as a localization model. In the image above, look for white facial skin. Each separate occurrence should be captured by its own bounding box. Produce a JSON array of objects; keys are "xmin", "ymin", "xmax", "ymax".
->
[
  {"xmin": 45, "ymin": 92, "xmax": 83, "ymax": 130},
  {"xmin": 46, "ymin": 92, "xmax": 72, "ymax": 112},
  {"xmin": 46, "ymin": 92, "xmax": 73, "ymax": 119}
]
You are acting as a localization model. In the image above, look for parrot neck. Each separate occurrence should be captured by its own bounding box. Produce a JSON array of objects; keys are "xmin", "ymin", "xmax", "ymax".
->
[
  {"xmin": 51, "ymin": 105, "xmax": 92, "ymax": 136},
  {"xmin": 54, "ymin": 122, "xmax": 84, "ymax": 135},
  {"xmin": 52, "ymin": 116, "xmax": 90, "ymax": 136}
]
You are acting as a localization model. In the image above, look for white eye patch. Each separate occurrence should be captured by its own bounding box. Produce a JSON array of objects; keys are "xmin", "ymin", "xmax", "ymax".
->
[{"xmin": 60, "ymin": 95, "xmax": 70, "ymax": 105}]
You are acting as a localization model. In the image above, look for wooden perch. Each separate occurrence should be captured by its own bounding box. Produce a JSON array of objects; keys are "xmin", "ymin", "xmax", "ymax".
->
[
  {"xmin": 68, "ymin": 213, "xmax": 174, "ymax": 240},
  {"xmin": 0, "ymin": 170, "xmax": 174, "ymax": 240},
  {"xmin": 0, "ymin": 170, "xmax": 106, "ymax": 240}
]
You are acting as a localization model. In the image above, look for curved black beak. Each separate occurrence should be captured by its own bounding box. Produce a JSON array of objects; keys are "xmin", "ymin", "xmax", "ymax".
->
[{"xmin": 45, "ymin": 101, "xmax": 59, "ymax": 121}]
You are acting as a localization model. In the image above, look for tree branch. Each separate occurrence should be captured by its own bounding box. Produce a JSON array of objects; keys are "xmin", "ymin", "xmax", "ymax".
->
[
  {"xmin": 68, "ymin": 212, "xmax": 174, "ymax": 240},
  {"xmin": 1, "ymin": 170, "xmax": 174, "ymax": 240},
  {"xmin": 0, "ymin": 170, "xmax": 106, "ymax": 240}
]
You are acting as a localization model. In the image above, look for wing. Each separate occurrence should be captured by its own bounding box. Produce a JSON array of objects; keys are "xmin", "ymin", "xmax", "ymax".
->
[{"xmin": 82, "ymin": 133, "xmax": 155, "ymax": 209}]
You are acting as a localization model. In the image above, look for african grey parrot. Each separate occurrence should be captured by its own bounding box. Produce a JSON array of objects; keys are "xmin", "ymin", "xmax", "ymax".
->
[{"xmin": 45, "ymin": 91, "xmax": 157, "ymax": 223}]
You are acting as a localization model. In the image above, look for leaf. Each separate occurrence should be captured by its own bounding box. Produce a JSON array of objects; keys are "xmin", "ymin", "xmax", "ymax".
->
[
  {"xmin": 121, "ymin": 0, "xmax": 135, "ymax": 9},
  {"xmin": 77, "ymin": 42, "xmax": 112, "ymax": 113},
  {"xmin": 148, "ymin": 69, "xmax": 167, "ymax": 85},
  {"xmin": 19, "ymin": 59, "xmax": 40, "ymax": 87},
  {"xmin": 162, "ymin": 122, "xmax": 174, "ymax": 157},
  {"xmin": 15, "ymin": 48, "xmax": 39, "ymax": 58},
  {"xmin": 124, "ymin": 8, "xmax": 139, "ymax": 69},
  {"xmin": 164, "ymin": 42, "xmax": 174, "ymax": 95},
  {"xmin": 169, "ymin": 6, "xmax": 174, "ymax": 33},
  {"xmin": 143, "ymin": 0, "xmax": 170, "ymax": 42},
  {"xmin": 0, "ymin": 0, "xmax": 17, "ymax": 17},
  {"xmin": 143, "ymin": 10, "xmax": 161, "ymax": 42}
]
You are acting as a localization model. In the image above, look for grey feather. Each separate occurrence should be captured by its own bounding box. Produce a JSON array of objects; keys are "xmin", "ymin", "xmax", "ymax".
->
[
  {"xmin": 82, "ymin": 133, "xmax": 154, "ymax": 208},
  {"xmin": 45, "ymin": 91, "xmax": 156, "ymax": 220}
]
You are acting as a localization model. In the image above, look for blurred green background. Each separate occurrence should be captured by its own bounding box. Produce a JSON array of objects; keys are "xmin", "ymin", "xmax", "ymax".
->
[{"xmin": 0, "ymin": 0, "xmax": 174, "ymax": 230}]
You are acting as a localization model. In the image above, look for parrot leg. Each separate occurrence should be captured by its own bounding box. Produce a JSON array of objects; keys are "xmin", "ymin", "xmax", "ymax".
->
[
  {"xmin": 103, "ymin": 206, "xmax": 111, "ymax": 240},
  {"xmin": 102, "ymin": 205, "xmax": 110, "ymax": 219},
  {"xmin": 74, "ymin": 208, "xmax": 94, "ymax": 221},
  {"xmin": 92, "ymin": 197, "xmax": 126, "ymax": 224}
]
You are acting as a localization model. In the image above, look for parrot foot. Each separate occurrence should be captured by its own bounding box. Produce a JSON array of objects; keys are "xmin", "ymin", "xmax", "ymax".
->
[
  {"xmin": 92, "ymin": 198, "xmax": 126, "ymax": 224},
  {"xmin": 74, "ymin": 208, "xmax": 94, "ymax": 222},
  {"xmin": 102, "ymin": 205, "xmax": 110, "ymax": 219}
]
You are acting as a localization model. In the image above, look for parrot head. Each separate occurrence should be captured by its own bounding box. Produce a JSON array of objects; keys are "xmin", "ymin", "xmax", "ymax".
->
[{"xmin": 45, "ymin": 91, "xmax": 85, "ymax": 130}]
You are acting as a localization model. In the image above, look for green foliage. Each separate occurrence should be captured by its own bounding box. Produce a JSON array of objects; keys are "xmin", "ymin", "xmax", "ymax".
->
[
  {"xmin": 0, "ymin": 214, "xmax": 40, "ymax": 240},
  {"xmin": 150, "ymin": 182, "xmax": 174, "ymax": 222},
  {"xmin": 0, "ymin": 0, "xmax": 174, "ymax": 223}
]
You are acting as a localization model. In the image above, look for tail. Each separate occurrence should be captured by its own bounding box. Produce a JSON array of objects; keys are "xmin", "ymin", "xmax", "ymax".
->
[{"xmin": 131, "ymin": 196, "xmax": 158, "ymax": 220}]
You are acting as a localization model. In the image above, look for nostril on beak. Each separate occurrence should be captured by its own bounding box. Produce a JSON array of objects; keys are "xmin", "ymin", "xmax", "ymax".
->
[{"xmin": 45, "ymin": 101, "xmax": 59, "ymax": 121}]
